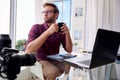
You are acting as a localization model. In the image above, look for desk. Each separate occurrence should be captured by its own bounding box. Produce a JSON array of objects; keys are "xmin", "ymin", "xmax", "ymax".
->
[
  {"xmin": 47, "ymin": 53, "xmax": 93, "ymax": 80},
  {"xmin": 48, "ymin": 53, "xmax": 116, "ymax": 80},
  {"xmin": 47, "ymin": 53, "xmax": 118, "ymax": 80},
  {"xmin": 66, "ymin": 54, "xmax": 119, "ymax": 80},
  {"xmin": 63, "ymin": 53, "xmax": 93, "ymax": 80}
]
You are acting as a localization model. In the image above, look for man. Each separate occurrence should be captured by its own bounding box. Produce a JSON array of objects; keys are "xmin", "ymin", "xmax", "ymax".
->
[{"xmin": 25, "ymin": 3, "xmax": 73, "ymax": 80}]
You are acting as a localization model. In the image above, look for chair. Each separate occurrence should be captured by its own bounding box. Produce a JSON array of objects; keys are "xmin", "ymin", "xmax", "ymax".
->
[
  {"xmin": 16, "ymin": 66, "xmax": 31, "ymax": 80},
  {"xmin": 16, "ymin": 61, "xmax": 44, "ymax": 80},
  {"xmin": 30, "ymin": 61, "xmax": 44, "ymax": 80}
]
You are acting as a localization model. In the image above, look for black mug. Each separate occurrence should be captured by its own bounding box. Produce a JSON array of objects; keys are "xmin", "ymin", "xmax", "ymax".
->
[{"xmin": 58, "ymin": 22, "xmax": 64, "ymax": 32}]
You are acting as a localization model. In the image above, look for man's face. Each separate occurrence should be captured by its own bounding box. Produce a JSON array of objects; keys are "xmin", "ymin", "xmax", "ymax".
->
[{"xmin": 42, "ymin": 6, "xmax": 58, "ymax": 23}]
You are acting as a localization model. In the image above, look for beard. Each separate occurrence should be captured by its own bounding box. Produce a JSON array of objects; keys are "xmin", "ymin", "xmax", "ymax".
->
[{"xmin": 44, "ymin": 15, "xmax": 56, "ymax": 23}]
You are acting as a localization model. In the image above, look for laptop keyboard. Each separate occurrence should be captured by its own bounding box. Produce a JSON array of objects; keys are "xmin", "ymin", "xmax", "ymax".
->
[{"xmin": 79, "ymin": 60, "xmax": 90, "ymax": 65}]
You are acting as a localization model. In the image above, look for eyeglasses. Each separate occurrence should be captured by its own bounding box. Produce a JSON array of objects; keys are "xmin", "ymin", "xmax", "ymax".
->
[{"xmin": 41, "ymin": 10, "xmax": 55, "ymax": 14}]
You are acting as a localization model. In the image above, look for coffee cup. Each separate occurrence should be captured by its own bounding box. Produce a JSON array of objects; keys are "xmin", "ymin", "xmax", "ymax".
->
[{"xmin": 58, "ymin": 22, "xmax": 64, "ymax": 32}]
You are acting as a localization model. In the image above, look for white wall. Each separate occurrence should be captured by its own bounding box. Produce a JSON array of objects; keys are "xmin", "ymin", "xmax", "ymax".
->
[
  {"xmin": 35, "ymin": 0, "xmax": 44, "ymax": 24},
  {"xmin": 71, "ymin": 0, "xmax": 86, "ymax": 49}
]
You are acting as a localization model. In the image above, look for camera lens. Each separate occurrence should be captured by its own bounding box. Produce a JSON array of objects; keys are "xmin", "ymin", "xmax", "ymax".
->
[
  {"xmin": 0, "ymin": 34, "xmax": 11, "ymax": 51},
  {"xmin": 6, "ymin": 54, "xmax": 36, "ymax": 80},
  {"xmin": 11, "ymin": 54, "xmax": 36, "ymax": 66}
]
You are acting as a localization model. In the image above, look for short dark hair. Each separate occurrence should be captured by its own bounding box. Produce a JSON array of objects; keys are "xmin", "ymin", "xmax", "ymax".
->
[{"xmin": 43, "ymin": 3, "xmax": 59, "ymax": 14}]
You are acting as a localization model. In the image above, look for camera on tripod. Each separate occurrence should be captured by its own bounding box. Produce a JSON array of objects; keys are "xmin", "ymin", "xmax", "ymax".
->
[{"xmin": 0, "ymin": 34, "xmax": 36, "ymax": 80}]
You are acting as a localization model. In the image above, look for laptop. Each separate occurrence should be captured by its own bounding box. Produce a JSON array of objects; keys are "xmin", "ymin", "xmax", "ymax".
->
[{"xmin": 64, "ymin": 28, "xmax": 120, "ymax": 69}]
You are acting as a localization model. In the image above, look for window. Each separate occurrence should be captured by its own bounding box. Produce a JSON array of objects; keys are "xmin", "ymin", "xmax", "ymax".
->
[
  {"xmin": 16, "ymin": 0, "xmax": 35, "ymax": 50},
  {"xmin": 54, "ymin": 0, "xmax": 71, "ymax": 29},
  {"xmin": 46, "ymin": 0, "xmax": 71, "ymax": 29},
  {"xmin": 0, "ymin": 0, "xmax": 10, "ymax": 34},
  {"xmin": 50, "ymin": 0, "xmax": 71, "ymax": 52}
]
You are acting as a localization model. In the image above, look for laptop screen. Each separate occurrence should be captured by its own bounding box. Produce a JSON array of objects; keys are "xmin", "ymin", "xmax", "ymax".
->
[{"xmin": 90, "ymin": 29, "xmax": 120, "ymax": 69}]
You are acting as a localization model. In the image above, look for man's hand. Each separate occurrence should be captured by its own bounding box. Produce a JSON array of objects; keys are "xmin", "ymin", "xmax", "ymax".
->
[
  {"xmin": 61, "ymin": 24, "xmax": 70, "ymax": 35},
  {"xmin": 47, "ymin": 23, "xmax": 58, "ymax": 35}
]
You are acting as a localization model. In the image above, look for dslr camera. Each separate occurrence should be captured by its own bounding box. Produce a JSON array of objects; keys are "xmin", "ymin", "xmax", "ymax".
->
[{"xmin": 0, "ymin": 34, "xmax": 36, "ymax": 80}]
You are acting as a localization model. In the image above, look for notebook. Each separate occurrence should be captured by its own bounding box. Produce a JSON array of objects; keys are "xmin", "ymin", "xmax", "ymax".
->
[
  {"xmin": 47, "ymin": 53, "xmax": 77, "ymax": 62},
  {"xmin": 64, "ymin": 28, "xmax": 120, "ymax": 69}
]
